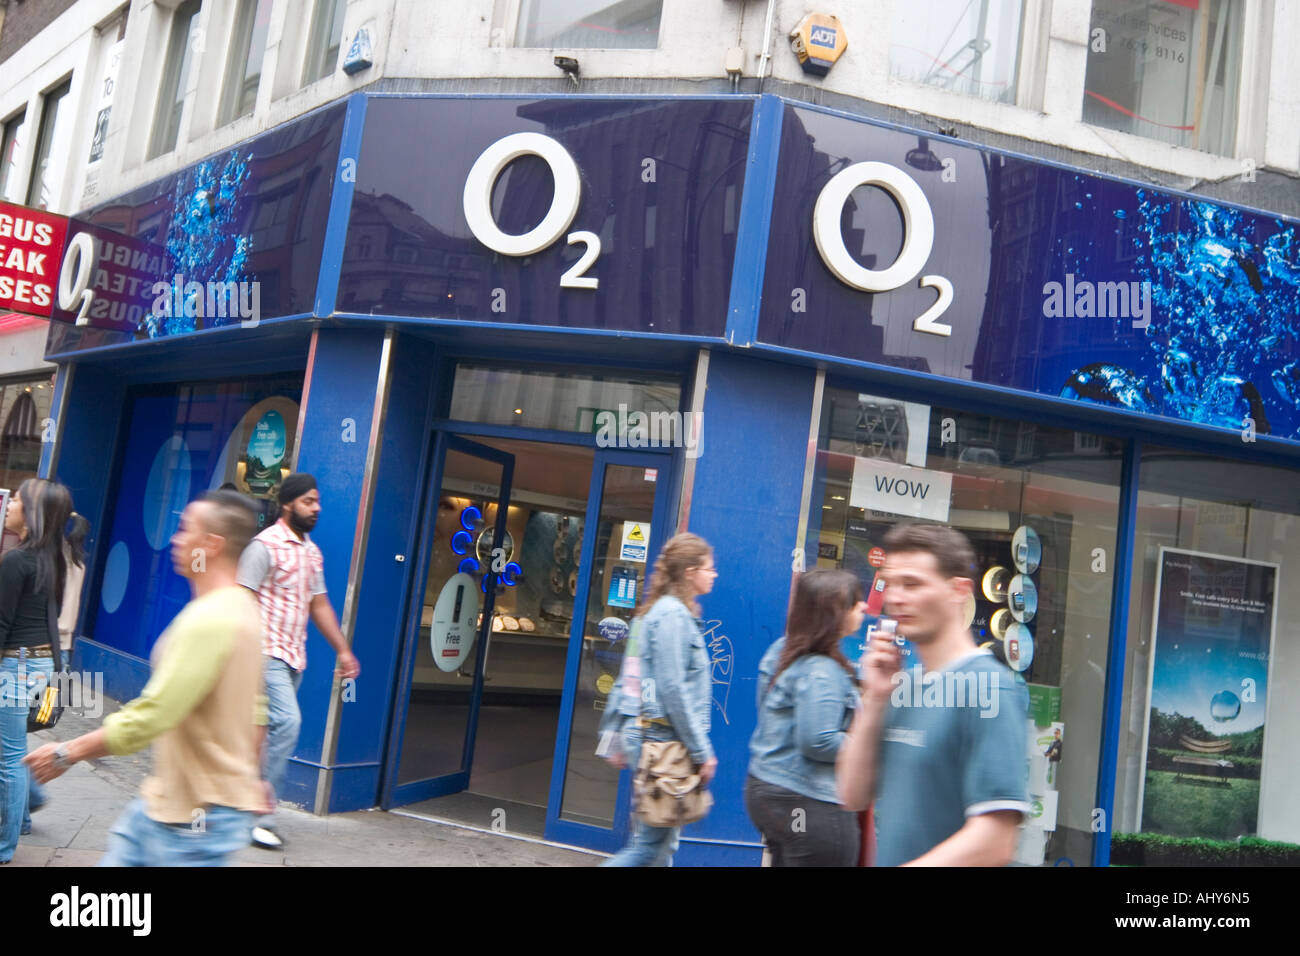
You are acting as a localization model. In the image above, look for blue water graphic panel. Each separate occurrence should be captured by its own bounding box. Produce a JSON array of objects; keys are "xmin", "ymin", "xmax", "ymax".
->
[
  {"xmin": 759, "ymin": 104, "xmax": 1300, "ymax": 439},
  {"xmin": 46, "ymin": 104, "xmax": 346, "ymax": 354}
]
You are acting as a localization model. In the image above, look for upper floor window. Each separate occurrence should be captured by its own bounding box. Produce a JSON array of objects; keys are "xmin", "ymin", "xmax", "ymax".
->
[
  {"xmin": 891, "ymin": 0, "xmax": 1025, "ymax": 104},
  {"xmin": 26, "ymin": 79, "xmax": 72, "ymax": 209},
  {"xmin": 1084, "ymin": 0, "xmax": 1244, "ymax": 155},
  {"xmin": 303, "ymin": 0, "xmax": 346, "ymax": 84},
  {"xmin": 219, "ymin": 0, "xmax": 274, "ymax": 125},
  {"xmin": 0, "ymin": 112, "xmax": 26, "ymax": 203},
  {"xmin": 516, "ymin": 0, "xmax": 663, "ymax": 49},
  {"xmin": 149, "ymin": 0, "xmax": 202, "ymax": 160}
]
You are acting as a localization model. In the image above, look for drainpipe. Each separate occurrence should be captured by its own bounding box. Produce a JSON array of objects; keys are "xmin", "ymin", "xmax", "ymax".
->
[{"xmin": 756, "ymin": 0, "xmax": 777, "ymax": 91}]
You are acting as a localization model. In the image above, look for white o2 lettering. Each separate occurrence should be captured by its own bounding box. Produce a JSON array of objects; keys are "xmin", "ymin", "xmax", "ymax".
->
[
  {"xmin": 914, "ymin": 275, "xmax": 953, "ymax": 337},
  {"xmin": 463, "ymin": 132, "xmax": 599, "ymax": 289},
  {"xmin": 811, "ymin": 161, "xmax": 953, "ymax": 336},
  {"xmin": 58, "ymin": 231, "xmax": 95, "ymax": 326}
]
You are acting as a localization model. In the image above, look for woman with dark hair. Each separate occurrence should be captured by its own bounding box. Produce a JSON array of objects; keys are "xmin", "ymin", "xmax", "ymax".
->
[
  {"xmin": 0, "ymin": 478, "xmax": 88, "ymax": 863},
  {"xmin": 598, "ymin": 532, "xmax": 718, "ymax": 867},
  {"xmin": 745, "ymin": 568, "xmax": 866, "ymax": 866}
]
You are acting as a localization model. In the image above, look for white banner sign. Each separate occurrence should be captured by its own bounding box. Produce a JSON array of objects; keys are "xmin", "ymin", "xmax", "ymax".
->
[{"xmin": 849, "ymin": 458, "xmax": 952, "ymax": 522}]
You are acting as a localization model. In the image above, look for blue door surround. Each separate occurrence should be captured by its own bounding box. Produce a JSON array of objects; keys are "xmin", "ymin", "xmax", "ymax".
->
[{"xmin": 381, "ymin": 433, "xmax": 515, "ymax": 808}]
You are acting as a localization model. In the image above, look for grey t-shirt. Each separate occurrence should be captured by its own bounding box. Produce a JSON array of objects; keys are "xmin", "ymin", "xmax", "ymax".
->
[
  {"xmin": 235, "ymin": 538, "xmax": 327, "ymax": 596},
  {"xmin": 874, "ymin": 649, "xmax": 1029, "ymax": 866}
]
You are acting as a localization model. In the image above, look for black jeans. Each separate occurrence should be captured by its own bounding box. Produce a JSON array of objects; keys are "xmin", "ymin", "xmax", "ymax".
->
[{"xmin": 745, "ymin": 774, "xmax": 860, "ymax": 867}]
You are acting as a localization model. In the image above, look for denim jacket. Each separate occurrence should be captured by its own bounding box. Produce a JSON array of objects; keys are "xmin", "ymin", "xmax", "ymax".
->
[
  {"xmin": 746, "ymin": 637, "xmax": 858, "ymax": 804},
  {"xmin": 597, "ymin": 595, "xmax": 714, "ymax": 764}
]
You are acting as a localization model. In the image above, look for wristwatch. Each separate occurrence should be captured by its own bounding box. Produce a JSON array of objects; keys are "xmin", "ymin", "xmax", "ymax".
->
[{"xmin": 52, "ymin": 745, "xmax": 72, "ymax": 772}]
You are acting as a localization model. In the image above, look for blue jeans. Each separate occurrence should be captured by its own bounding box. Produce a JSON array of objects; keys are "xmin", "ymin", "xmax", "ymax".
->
[
  {"xmin": 100, "ymin": 797, "xmax": 253, "ymax": 866},
  {"xmin": 0, "ymin": 655, "xmax": 53, "ymax": 862},
  {"xmin": 262, "ymin": 656, "xmax": 303, "ymax": 818},
  {"xmin": 601, "ymin": 722, "xmax": 682, "ymax": 867}
]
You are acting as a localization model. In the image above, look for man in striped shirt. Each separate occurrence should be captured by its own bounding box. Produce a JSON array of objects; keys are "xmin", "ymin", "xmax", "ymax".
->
[{"xmin": 236, "ymin": 473, "xmax": 360, "ymax": 850}]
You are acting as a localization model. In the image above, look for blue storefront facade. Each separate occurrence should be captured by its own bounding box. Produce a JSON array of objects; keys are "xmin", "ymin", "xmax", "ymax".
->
[{"xmin": 41, "ymin": 92, "xmax": 1300, "ymax": 865}]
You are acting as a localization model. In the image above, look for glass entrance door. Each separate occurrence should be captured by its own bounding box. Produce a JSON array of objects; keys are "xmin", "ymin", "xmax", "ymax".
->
[
  {"xmin": 383, "ymin": 434, "xmax": 514, "ymax": 806},
  {"xmin": 546, "ymin": 449, "xmax": 675, "ymax": 850}
]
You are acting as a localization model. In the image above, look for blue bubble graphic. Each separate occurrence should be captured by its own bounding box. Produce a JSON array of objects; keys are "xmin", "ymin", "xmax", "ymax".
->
[
  {"xmin": 1210, "ymin": 690, "xmax": 1241, "ymax": 722},
  {"xmin": 143, "ymin": 436, "xmax": 192, "ymax": 550},
  {"xmin": 101, "ymin": 541, "xmax": 130, "ymax": 613}
]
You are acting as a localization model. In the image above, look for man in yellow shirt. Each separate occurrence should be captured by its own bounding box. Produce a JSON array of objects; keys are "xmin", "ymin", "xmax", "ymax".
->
[{"xmin": 26, "ymin": 490, "xmax": 269, "ymax": 866}]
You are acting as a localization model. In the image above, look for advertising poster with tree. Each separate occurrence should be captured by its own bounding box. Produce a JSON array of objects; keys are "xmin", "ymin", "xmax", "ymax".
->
[{"xmin": 1138, "ymin": 547, "xmax": 1275, "ymax": 840}]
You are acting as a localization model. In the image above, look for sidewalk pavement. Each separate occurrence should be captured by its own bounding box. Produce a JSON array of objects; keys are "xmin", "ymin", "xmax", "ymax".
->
[{"xmin": 11, "ymin": 675, "xmax": 599, "ymax": 867}]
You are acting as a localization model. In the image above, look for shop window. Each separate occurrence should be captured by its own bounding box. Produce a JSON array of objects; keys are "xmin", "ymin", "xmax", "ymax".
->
[
  {"xmin": 218, "ymin": 0, "xmax": 274, "ymax": 126},
  {"xmin": 91, "ymin": 373, "xmax": 303, "ymax": 660},
  {"xmin": 302, "ymin": 0, "xmax": 346, "ymax": 85},
  {"xmin": 148, "ymin": 0, "xmax": 202, "ymax": 160},
  {"xmin": 1084, "ymin": 0, "xmax": 1243, "ymax": 155},
  {"xmin": 516, "ymin": 0, "xmax": 663, "ymax": 49},
  {"xmin": 25, "ymin": 78, "xmax": 72, "ymax": 209},
  {"xmin": 890, "ymin": 0, "xmax": 1025, "ymax": 103},
  {"xmin": 0, "ymin": 110, "xmax": 26, "ymax": 203},
  {"xmin": 807, "ymin": 385, "xmax": 1125, "ymax": 865},
  {"xmin": 0, "ymin": 378, "xmax": 54, "ymax": 493},
  {"xmin": 447, "ymin": 363, "xmax": 681, "ymax": 437},
  {"xmin": 1113, "ymin": 448, "xmax": 1300, "ymax": 863}
]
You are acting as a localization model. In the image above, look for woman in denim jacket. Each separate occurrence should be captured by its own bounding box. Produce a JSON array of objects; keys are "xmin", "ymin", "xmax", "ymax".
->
[
  {"xmin": 599, "ymin": 533, "xmax": 717, "ymax": 867},
  {"xmin": 745, "ymin": 568, "xmax": 865, "ymax": 866}
]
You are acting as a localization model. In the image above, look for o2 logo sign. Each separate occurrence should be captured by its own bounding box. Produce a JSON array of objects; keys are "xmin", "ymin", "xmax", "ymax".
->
[
  {"xmin": 811, "ymin": 162, "xmax": 954, "ymax": 338},
  {"xmin": 58, "ymin": 231, "xmax": 96, "ymax": 325},
  {"xmin": 462, "ymin": 132, "xmax": 600, "ymax": 290}
]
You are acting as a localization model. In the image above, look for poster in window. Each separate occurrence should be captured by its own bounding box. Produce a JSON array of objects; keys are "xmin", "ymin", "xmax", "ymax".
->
[
  {"xmin": 210, "ymin": 396, "xmax": 299, "ymax": 528},
  {"xmin": 1138, "ymin": 547, "xmax": 1276, "ymax": 840}
]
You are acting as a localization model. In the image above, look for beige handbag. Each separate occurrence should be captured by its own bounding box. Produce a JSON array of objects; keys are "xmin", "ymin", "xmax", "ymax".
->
[{"xmin": 634, "ymin": 737, "xmax": 713, "ymax": 828}]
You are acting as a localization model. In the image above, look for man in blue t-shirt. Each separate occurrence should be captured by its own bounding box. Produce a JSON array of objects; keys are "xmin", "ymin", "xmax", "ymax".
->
[{"xmin": 837, "ymin": 523, "xmax": 1028, "ymax": 866}]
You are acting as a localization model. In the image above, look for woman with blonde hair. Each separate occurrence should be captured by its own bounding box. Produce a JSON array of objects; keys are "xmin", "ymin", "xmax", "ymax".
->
[{"xmin": 598, "ymin": 532, "xmax": 717, "ymax": 866}]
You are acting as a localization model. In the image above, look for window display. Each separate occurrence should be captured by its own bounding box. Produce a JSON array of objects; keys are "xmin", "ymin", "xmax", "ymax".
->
[
  {"xmin": 1114, "ymin": 447, "xmax": 1299, "ymax": 863},
  {"xmin": 807, "ymin": 386, "xmax": 1124, "ymax": 865}
]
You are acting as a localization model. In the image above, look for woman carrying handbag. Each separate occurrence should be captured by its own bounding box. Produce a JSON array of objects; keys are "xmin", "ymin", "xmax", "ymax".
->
[
  {"xmin": 0, "ymin": 479, "xmax": 88, "ymax": 864},
  {"xmin": 598, "ymin": 532, "xmax": 718, "ymax": 867},
  {"xmin": 745, "ymin": 568, "xmax": 866, "ymax": 866}
]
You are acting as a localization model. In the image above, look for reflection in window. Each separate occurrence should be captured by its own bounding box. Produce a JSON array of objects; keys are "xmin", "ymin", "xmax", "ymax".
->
[
  {"xmin": 219, "ymin": 0, "xmax": 274, "ymax": 125},
  {"xmin": 303, "ymin": 0, "xmax": 346, "ymax": 84},
  {"xmin": 0, "ymin": 378, "xmax": 55, "ymax": 492},
  {"xmin": 149, "ymin": 0, "xmax": 202, "ymax": 160},
  {"xmin": 1084, "ymin": 0, "xmax": 1243, "ymax": 154},
  {"xmin": 0, "ymin": 112, "xmax": 26, "ymax": 203},
  {"xmin": 26, "ymin": 79, "xmax": 72, "ymax": 209},
  {"xmin": 808, "ymin": 386, "xmax": 1124, "ymax": 866},
  {"xmin": 448, "ymin": 364, "xmax": 680, "ymax": 435},
  {"xmin": 890, "ymin": 0, "xmax": 1024, "ymax": 103},
  {"xmin": 517, "ymin": 0, "xmax": 662, "ymax": 50}
]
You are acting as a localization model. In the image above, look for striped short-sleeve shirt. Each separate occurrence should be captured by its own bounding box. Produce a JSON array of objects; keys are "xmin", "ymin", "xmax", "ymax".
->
[{"xmin": 235, "ymin": 518, "xmax": 327, "ymax": 672}]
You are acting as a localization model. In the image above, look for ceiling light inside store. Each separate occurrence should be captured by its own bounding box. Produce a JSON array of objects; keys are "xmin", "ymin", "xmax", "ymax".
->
[
  {"xmin": 513, "ymin": 408, "xmax": 523, "ymax": 415},
  {"xmin": 831, "ymin": 495, "xmax": 844, "ymax": 501}
]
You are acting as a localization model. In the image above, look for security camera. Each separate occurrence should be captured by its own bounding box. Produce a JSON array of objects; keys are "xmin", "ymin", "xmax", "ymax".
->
[{"xmin": 554, "ymin": 55, "xmax": 580, "ymax": 87}]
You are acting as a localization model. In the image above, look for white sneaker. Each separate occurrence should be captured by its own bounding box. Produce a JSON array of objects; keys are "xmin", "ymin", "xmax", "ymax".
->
[{"xmin": 251, "ymin": 825, "xmax": 283, "ymax": 849}]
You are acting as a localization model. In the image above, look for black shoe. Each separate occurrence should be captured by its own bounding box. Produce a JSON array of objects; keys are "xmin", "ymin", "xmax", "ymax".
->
[{"xmin": 251, "ymin": 825, "xmax": 284, "ymax": 849}]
